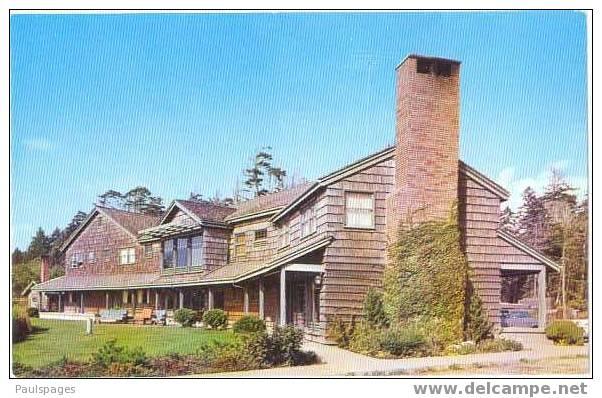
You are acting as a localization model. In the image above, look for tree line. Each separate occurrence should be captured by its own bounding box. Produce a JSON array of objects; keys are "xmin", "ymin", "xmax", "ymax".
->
[{"xmin": 500, "ymin": 169, "xmax": 588, "ymax": 313}]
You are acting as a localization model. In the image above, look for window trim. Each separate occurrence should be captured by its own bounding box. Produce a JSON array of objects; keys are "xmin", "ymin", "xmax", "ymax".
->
[
  {"xmin": 254, "ymin": 228, "xmax": 268, "ymax": 246},
  {"xmin": 300, "ymin": 205, "xmax": 317, "ymax": 239},
  {"xmin": 234, "ymin": 233, "xmax": 247, "ymax": 260},
  {"xmin": 119, "ymin": 247, "xmax": 136, "ymax": 265},
  {"xmin": 344, "ymin": 191, "xmax": 376, "ymax": 230}
]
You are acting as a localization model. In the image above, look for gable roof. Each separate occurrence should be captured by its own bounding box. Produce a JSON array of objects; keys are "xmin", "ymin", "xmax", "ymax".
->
[
  {"xmin": 271, "ymin": 146, "xmax": 395, "ymax": 222},
  {"xmin": 497, "ymin": 230, "xmax": 561, "ymax": 272},
  {"xmin": 272, "ymin": 146, "xmax": 511, "ymax": 223},
  {"xmin": 459, "ymin": 161, "xmax": 509, "ymax": 200},
  {"xmin": 225, "ymin": 182, "xmax": 314, "ymax": 222},
  {"xmin": 160, "ymin": 200, "xmax": 236, "ymax": 225},
  {"xmin": 60, "ymin": 206, "xmax": 160, "ymax": 252}
]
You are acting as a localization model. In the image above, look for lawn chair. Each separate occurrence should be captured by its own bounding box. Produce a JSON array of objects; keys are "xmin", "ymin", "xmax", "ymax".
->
[{"xmin": 152, "ymin": 310, "xmax": 167, "ymax": 325}]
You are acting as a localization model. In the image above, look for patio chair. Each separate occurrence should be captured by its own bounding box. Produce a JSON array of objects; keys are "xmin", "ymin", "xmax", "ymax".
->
[
  {"xmin": 152, "ymin": 310, "xmax": 167, "ymax": 325},
  {"xmin": 134, "ymin": 308, "xmax": 153, "ymax": 325}
]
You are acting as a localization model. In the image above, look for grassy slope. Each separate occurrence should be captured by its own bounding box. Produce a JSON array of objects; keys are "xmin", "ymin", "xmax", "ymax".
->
[{"xmin": 13, "ymin": 318, "xmax": 236, "ymax": 368}]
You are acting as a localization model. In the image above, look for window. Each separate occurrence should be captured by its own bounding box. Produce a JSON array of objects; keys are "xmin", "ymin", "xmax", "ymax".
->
[
  {"xmin": 87, "ymin": 252, "xmax": 95, "ymax": 262},
  {"xmin": 345, "ymin": 192, "xmax": 375, "ymax": 229},
  {"xmin": 235, "ymin": 233, "xmax": 247, "ymax": 260},
  {"xmin": 120, "ymin": 248, "xmax": 136, "ymax": 265},
  {"xmin": 177, "ymin": 238, "xmax": 188, "ymax": 268},
  {"xmin": 191, "ymin": 236, "xmax": 203, "ymax": 267},
  {"xmin": 144, "ymin": 244, "xmax": 153, "ymax": 258},
  {"xmin": 163, "ymin": 240, "xmax": 174, "ymax": 269},
  {"xmin": 280, "ymin": 222, "xmax": 290, "ymax": 248},
  {"xmin": 255, "ymin": 229, "xmax": 267, "ymax": 245},
  {"xmin": 300, "ymin": 206, "xmax": 316, "ymax": 238},
  {"xmin": 71, "ymin": 253, "xmax": 83, "ymax": 268},
  {"xmin": 103, "ymin": 248, "xmax": 110, "ymax": 261}
]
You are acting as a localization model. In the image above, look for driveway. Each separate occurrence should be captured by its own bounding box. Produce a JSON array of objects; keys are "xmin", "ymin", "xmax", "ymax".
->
[{"xmin": 200, "ymin": 332, "xmax": 589, "ymax": 377}]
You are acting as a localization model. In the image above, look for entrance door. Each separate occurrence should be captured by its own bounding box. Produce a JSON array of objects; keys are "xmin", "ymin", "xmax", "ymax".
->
[{"xmin": 289, "ymin": 281, "xmax": 306, "ymax": 327}]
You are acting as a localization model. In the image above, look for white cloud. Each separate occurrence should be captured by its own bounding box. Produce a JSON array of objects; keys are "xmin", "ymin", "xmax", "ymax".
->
[
  {"xmin": 23, "ymin": 137, "xmax": 54, "ymax": 151},
  {"xmin": 496, "ymin": 161, "xmax": 588, "ymax": 210}
]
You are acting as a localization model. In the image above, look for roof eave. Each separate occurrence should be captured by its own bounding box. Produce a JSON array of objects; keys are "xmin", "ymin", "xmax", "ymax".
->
[{"xmin": 497, "ymin": 230, "xmax": 561, "ymax": 272}]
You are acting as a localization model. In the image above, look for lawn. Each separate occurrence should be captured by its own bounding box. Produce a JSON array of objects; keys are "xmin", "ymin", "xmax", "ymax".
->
[{"xmin": 13, "ymin": 318, "xmax": 237, "ymax": 368}]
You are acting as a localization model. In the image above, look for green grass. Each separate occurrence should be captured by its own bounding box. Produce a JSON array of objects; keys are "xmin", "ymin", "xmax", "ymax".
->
[{"xmin": 13, "ymin": 318, "xmax": 236, "ymax": 368}]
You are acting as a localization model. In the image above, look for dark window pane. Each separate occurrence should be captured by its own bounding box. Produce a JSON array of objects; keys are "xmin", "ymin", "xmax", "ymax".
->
[
  {"xmin": 163, "ymin": 240, "xmax": 174, "ymax": 268},
  {"xmin": 177, "ymin": 238, "xmax": 188, "ymax": 268}
]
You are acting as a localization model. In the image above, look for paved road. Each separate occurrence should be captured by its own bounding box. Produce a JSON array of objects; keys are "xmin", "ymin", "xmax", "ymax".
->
[{"xmin": 198, "ymin": 332, "xmax": 589, "ymax": 377}]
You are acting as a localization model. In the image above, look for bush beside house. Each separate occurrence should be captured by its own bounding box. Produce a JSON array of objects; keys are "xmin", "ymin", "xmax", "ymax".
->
[{"xmin": 203, "ymin": 309, "xmax": 228, "ymax": 330}]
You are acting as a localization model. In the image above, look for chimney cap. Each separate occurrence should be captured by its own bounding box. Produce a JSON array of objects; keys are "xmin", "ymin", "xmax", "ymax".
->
[{"xmin": 396, "ymin": 54, "xmax": 461, "ymax": 70}]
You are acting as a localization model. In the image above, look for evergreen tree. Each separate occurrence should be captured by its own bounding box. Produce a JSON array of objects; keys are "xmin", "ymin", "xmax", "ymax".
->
[
  {"xmin": 515, "ymin": 187, "xmax": 550, "ymax": 251},
  {"xmin": 26, "ymin": 227, "xmax": 51, "ymax": 260},
  {"xmin": 499, "ymin": 206, "xmax": 517, "ymax": 233},
  {"xmin": 11, "ymin": 248, "xmax": 24, "ymax": 264}
]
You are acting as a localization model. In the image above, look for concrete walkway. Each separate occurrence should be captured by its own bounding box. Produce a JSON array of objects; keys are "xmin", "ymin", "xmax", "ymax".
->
[{"xmin": 200, "ymin": 333, "xmax": 589, "ymax": 377}]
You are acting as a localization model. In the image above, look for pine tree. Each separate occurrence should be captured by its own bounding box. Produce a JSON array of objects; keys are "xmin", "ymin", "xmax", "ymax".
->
[
  {"xmin": 26, "ymin": 227, "xmax": 51, "ymax": 260},
  {"xmin": 515, "ymin": 187, "xmax": 550, "ymax": 251},
  {"xmin": 499, "ymin": 206, "xmax": 517, "ymax": 233}
]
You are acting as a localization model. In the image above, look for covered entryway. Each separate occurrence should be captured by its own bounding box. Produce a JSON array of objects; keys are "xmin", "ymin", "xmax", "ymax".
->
[
  {"xmin": 278, "ymin": 263, "xmax": 323, "ymax": 333},
  {"xmin": 501, "ymin": 266, "xmax": 546, "ymax": 330}
]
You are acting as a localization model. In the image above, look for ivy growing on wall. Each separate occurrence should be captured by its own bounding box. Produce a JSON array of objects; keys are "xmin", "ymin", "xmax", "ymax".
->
[{"xmin": 383, "ymin": 204, "xmax": 468, "ymax": 347}]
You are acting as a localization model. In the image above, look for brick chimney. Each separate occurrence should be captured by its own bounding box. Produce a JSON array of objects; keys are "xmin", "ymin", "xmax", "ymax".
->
[
  {"xmin": 40, "ymin": 255, "xmax": 50, "ymax": 283},
  {"xmin": 387, "ymin": 54, "xmax": 461, "ymax": 232}
]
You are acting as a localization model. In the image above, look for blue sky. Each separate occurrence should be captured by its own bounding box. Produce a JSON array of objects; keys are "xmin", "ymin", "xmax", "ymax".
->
[{"xmin": 10, "ymin": 12, "xmax": 588, "ymax": 250}]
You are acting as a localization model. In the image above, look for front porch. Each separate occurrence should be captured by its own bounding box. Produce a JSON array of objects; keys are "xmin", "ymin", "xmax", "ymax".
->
[{"xmin": 40, "ymin": 263, "xmax": 325, "ymax": 335}]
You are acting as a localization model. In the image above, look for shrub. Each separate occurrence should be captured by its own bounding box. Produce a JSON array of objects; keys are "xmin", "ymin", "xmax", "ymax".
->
[
  {"xmin": 384, "ymin": 205, "xmax": 467, "ymax": 346},
  {"xmin": 202, "ymin": 309, "xmax": 228, "ymax": 329},
  {"xmin": 174, "ymin": 308, "xmax": 197, "ymax": 327},
  {"xmin": 12, "ymin": 310, "xmax": 32, "ymax": 343},
  {"xmin": 379, "ymin": 324, "xmax": 428, "ymax": 357},
  {"xmin": 26, "ymin": 307, "xmax": 40, "ymax": 318},
  {"xmin": 348, "ymin": 321, "xmax": 383, "ymax": 355},
  {"xmin": 232, "ymin": 315, "xmax": 266, "ymax": 334},
  {"xmin": 464, "ymin": 290, "xmax": 493, "ymax": 343},
  {"xmin": 363, "ymin": 289, "xmax": 389, "ymax": 328},
  {"xmin": 478, "ymin": 338, "xmax": 523, "ymax": 353},
  {"xmin": 545, "ymin": 320, "xmax": 584, "ymax": 345},
  {"xmin": 270, "ymin": 325, "xmax": 304, "ymax": 365},
  {"xmin": 91, "ymin": 339, "xmax": 147, "ymax": 368},
  {"xmin": 327, "ymin": 316, "xmax": 355, "ymax": 348}
]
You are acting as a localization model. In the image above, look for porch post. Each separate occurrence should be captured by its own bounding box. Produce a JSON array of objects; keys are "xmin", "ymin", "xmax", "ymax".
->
[
  {"xmin": 279, "ymin": 268, "xmax": 286, "ymax": 326},
  {"xmin": 538, "ymin": 268, "xmax": 547, "ymax": 329},
  {"xmin": 80, "ymin": 292, "xmax": 84, "ymax": 313},
  {"xmin": 243, "ymin": 287, "xmax": 249, "ymax": 314},
  {"xmin": 146, "ymin": 289, "xmax": 150, "ymax": 305},
  {"xmin": 179, "ymin": 290, "xmax": 184, "ymax": 309},
  {"xmin": 164, "ymin": 291, "xmax": 169, "ymax": 310},
  {"xmin": 208, "ymin": 288, "xmax": 214, "ymax": 310},
  {"xmin": 105, "ymin": 292, "xmax": 109, "ymax": 310},
  {"xmin": 258, "ymin": 279, "xmax": 265, "ymax": 320},
  {"xmin": 155, "ymin": 291, "xmax": 159, "ymax": 310},
  {"xmin": 58, "ymin": 293, "xmax": 62, "ymax": 312}
]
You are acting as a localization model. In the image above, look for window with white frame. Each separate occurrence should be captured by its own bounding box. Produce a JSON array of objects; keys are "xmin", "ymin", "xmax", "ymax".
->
[
  {"xmin": 87, "ymin": 251, "xmax": 95, "ymax": 262},
  {"xmin": 119, "ymin": 248, "xmax": 136, "ymax": 265},
  {"xmin": 71, "ymin": 252, "xmax": 84, "ymax": 268},
  {"xmin": 280, "ymin": 222, "xmax": 290, "ymax": 248},
  {"xmin": 345, "ymin": 192, "xmax": 375, "ymax": 229}
]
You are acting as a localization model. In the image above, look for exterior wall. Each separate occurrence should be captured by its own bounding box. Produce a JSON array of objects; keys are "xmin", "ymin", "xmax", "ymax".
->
[
  {"xmin": 65, "ymin": 213, "xmax": 161, "ymax": 276},
  {"xmin": 388, "ymin": 56, "xmax": 460, "ymax": 231},
  {"xmin": 458, "ymin": 172, "xmax": 503, "ymax": 326},
  {"xmin": 320, "ymin": 158, "xmax": 395, "ymax": 323},
  {"xmin": 203, "ymin": 227, "xmax": 230, "ymax": 271},
  {"xmin": 228, "ymin": 217, "xmax": 279, "ymax": 265}
]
